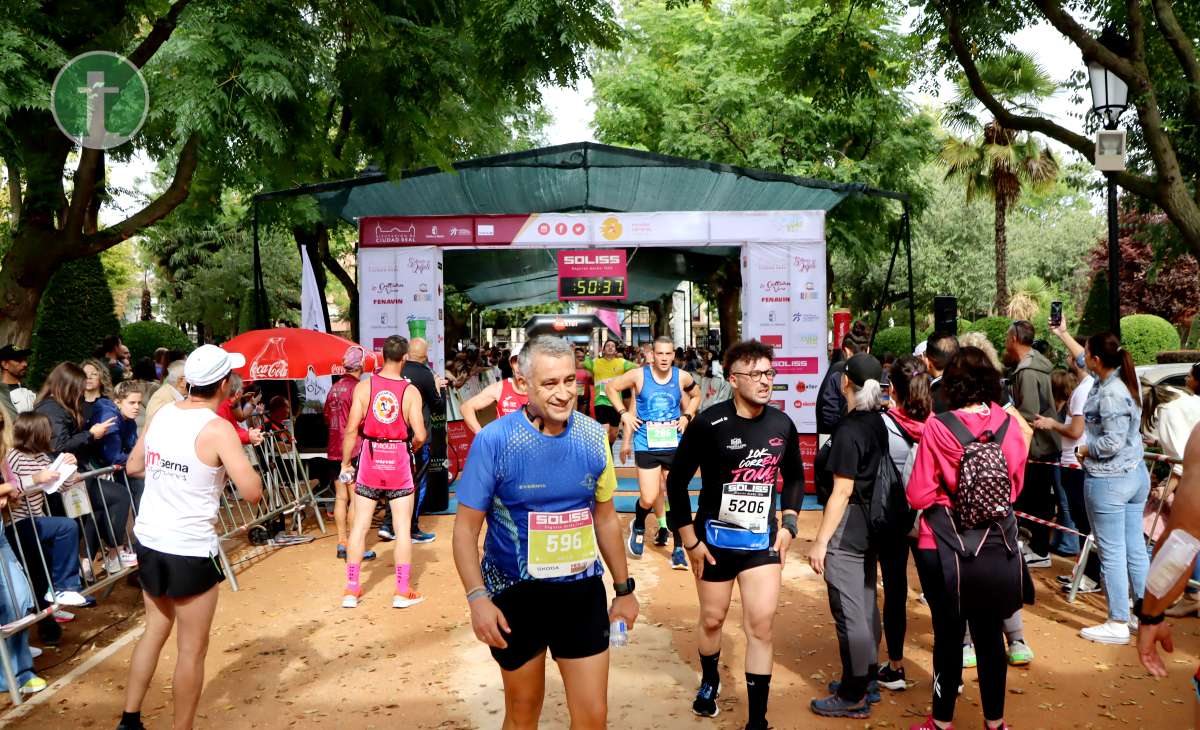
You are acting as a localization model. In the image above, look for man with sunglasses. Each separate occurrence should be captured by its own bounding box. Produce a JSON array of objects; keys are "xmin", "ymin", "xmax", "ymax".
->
[
  {"xmin": 607, "ymin": 336, "xmax": 699, "ymax": 569},
  {"xmin": 666, "ymin": 339, "xmax": 804, "ymax": 730}
]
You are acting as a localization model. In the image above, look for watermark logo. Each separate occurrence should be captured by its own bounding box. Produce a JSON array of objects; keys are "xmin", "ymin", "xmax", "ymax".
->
[{"xmin": 51, "ymin": 52, "xmax": 149, "ymax": 150}]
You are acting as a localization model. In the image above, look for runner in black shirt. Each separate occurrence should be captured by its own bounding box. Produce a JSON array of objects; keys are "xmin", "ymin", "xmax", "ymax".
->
[{"xmin": 667, "ymin": 340, "xmax": 804, "ymax": 730}]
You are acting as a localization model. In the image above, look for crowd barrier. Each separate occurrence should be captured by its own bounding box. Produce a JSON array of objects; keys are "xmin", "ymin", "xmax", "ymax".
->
[{"xmin": 1028, "ymin": 451, "xmax": 1195, "ymax": 605}]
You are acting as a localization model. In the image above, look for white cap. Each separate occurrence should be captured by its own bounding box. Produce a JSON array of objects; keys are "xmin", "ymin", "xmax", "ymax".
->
[
  {"xmin": 510, "ymin": 342, "xmax": 524, "ymax": 360},
  {"xmin": 184, "ymin": 345, "xmax": 246, "ymax": 387},
  {"xmin": 913, "ymin": 340, "xmax": 928, "ymax": 357}
]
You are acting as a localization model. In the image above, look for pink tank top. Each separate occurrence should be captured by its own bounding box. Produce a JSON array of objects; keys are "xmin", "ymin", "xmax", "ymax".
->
[
  {"xmin": 495, "ymin": 378, "xmax": 528, "ymax": 418},
  {"xmin": 356, "ymin": 375, "xmax": 413, "ymax": 491}
]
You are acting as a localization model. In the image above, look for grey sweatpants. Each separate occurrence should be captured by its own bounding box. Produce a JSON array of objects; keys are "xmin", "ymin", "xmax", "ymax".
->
[{"xmin": 824, "ymin": 508, "xmax": 881, "ymax": 696}]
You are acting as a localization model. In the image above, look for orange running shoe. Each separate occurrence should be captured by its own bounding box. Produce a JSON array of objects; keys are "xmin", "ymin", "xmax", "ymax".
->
[{"xmin": 392, "ymin": 590, "xmax": 424, "ymax": 609}]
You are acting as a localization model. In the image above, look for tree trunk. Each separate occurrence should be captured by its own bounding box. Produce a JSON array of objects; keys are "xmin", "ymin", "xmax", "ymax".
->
[
  {"xmin": 140, "ymin": 285, "xmax": 152, "ymax": 321},
  {"xmin": 318, "ymin": 227, "xmax": 358, "ymax": 342},
  {"xmin": 993, "ymin": 194, "xmax": 1009, "ymax": 314},
  {"xmin": 716, "ymin": 283, "xmax": 741, "ymax": 351}
]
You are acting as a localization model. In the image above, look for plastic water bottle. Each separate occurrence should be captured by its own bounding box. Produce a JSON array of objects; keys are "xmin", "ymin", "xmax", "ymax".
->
[
  {"xmin": 338, "ymin": 471, "xmax": 355, "ymax": 484},
  {"xmin": 609, "ymin": 620, "xmax": 628, "ymax": 648}
]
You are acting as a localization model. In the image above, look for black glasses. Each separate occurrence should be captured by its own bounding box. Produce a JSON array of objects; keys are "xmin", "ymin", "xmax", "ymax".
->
[{"xmin": 730, "ymin": 369, "xmax": 777, "ymax": 382}]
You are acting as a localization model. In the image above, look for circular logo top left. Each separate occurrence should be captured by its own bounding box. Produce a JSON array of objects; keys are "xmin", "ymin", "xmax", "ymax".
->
[{"xmin": 51, "ymin": 52, "xmax": 149, "ymax": 150}]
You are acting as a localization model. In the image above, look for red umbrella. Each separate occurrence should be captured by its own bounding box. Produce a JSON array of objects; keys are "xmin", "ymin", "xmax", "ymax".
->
[{"xmin": 223, "ymin": 328, "xmax": 379, "ymax": 380}]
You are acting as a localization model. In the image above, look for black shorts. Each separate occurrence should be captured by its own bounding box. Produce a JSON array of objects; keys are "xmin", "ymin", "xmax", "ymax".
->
[
  {"xmin": 593, "ymin": 404, "xmax": 621, "ymax": 427},
  {"xmin": 634, "ymin": 450, "xmax": 674, "ymax": 470},
  {"xmin": 699, "ymin": 543, "xmax": 781, "ymax": 583},
  {"xmin": 136, "ymin": 544, "xmax": 225, "ymax": 598},
  {"xmin": 488, "ymin": 575, "xmax": 609, "ymax": 671},
  {"xmin": 355, "ymin": 484, "xmax": 414, "ymax": 500}
]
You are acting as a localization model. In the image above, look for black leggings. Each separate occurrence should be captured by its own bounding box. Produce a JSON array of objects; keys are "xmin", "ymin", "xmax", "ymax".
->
[
  {"xmin": 914, "ymin": 548, "xmax": 1007, "ymax": 723},
  {"xmin": 1014, "ymin": 461, "xmax": 1056, "ymax": 556},
  {"xmin": 877, "ymin": 534, "xmax": 915, "ymax": 662},
  {"xmin": 1060, "ymin": 467, "xmax": 1101, "ymax": 582}
]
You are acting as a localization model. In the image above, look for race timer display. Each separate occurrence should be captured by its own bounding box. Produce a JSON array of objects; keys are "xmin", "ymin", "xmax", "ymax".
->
[
  {"xmin": 558, "ymin": 276, "xmax": 626, "ymax": 300},
  {"xmin": 556, "ymin": 250, "xmax": 629, "ymax": 301}
]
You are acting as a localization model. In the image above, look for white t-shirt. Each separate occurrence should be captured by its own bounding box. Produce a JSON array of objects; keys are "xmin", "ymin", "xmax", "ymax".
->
[
  {"xmin": 1060, "ymin": 375, "xmax": 1094, "ymax": 467},
  {"xmin": 1155, "ymin": 393, "xmax": 1200, "ymax": 475},
  {"xmin": 134, "ymin": 403, "xmax": 227, "ymax": 557}
]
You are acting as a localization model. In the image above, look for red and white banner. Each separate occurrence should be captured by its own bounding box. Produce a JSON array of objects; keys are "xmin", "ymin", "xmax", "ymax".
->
[{"xmin": 358, "ymin": 246, "xmax": 445, "ymax": 374}]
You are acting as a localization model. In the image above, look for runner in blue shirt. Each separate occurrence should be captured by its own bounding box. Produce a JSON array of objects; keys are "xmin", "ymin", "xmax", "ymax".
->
[{"xmin": 453, "ymin": 336, "xmax": 639, "ymax": 729}]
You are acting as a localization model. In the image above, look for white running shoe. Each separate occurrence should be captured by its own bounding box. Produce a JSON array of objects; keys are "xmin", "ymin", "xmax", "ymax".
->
[
  {"xmin": 1080, "ymin": 621, "xmax": 1130, "ymax": 645},
  {"xmin": 341, "ymin": 590, "xmax": 361, "ymax": 609},
  {"xmin": 45, "ymin": 590, "xmax": 91, "ymax": 608},
  {"xmin": 118, "ymin": 550, "xmax": 138, "ymax": 568},
  {"xmin": 393, "ymin": 591, "xmax": 425, "ymax": 609},
  {"xmin": 30, "ymin": 646, "xmax": 42, "ymax": 659}
]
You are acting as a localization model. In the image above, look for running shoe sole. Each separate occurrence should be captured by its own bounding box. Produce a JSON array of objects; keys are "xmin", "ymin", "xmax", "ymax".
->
[
  {"xmin": 626, "ymin": 528, "xmax": 644, "ymax": 559},
  {"xmin": 691, "ymin": 706, "xmax": 720, "ymax": 718},
  {"xmin": 1079, "ymin": 631, "xmax": 1130, "ymax": 645},
  {"xmin": 877, "ymin": 678, "xmax": 906, "ymax": 691},
  {"xmin": 411, "ymin": 535, "xmax": 436, "ymax": 544},
  {"xmin": 810, "ymin": 704, "xmax": 870, "ymax": 719},
  {"xmin": 341, "ymin": 594, "xmax": 360, "ymax": 608},
  {"xmin": 393, "ymin": 595, "xmax": 425, "ymax": 609}
]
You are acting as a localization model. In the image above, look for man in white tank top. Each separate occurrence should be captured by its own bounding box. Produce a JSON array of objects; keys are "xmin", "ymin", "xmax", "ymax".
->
[{"xmin": 117, "ymin": 345, "xmax": 263, "ymax": 730}]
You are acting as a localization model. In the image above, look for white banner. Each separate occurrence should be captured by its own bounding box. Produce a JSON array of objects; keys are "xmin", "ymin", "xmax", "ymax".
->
[
  {"xmin": 358, "ymin": 246, "xmax": 445, "ymax": 374},
  {"xmin": 740, "ymin": 241, "xmax": 827, "ymax": 433},
  {"xmin": 300, "ymin": 247, "xmax": 332, "ymax": 412}
]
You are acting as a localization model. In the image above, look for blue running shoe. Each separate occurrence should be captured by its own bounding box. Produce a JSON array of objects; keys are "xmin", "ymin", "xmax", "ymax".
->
[
  {"xmin": 337, "ymin": 544, "xmax": 347, "ymax": 560},
  {"xmin": 363, "ymin": 550, "xmax": 377, "ymax": 561},
  {"xmin": 810, "ymin": 693, "xmax": 870, "ymax": 719},
  {"xmin": 692, "ymin": 681, "xmax": 719, "ymax": 717},
  {"xmin": 627, "ymin": 526, "xmax": 645, "ymax": 559},
  {"xmin": 411, "ymin": 530, "xmax": 436, "ymax": 544},
  {"xmin": 671, "ymin": 547, "xmax": 688, "ymax": 570},
  {"xmin": 826, "ymin": 679, "xmax": 880, "ymax": 704}
]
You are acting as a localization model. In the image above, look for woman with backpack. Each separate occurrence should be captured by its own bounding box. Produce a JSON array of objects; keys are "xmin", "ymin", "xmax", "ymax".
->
[
  {"xmin": 809, "ymin": 353, "xmax": 888, "ymax": 720},
  {"xmin": 876, "ymin": 356, "xmax": 932, "ymax": 693},
  {"xmin": 906, "ymin": 347, "xmax": 1029, "ymax": 730}
]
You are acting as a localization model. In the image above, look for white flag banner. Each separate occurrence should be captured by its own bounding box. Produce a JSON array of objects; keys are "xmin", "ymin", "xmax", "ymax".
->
[{"xmin": 300, "ymin": 246, "xmax": 332, "ymax": 412}]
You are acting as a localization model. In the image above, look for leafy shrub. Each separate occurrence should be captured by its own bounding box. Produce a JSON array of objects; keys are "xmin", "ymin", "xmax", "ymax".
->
[
  {"xmin": 120, "ymin": 321, "xmax": 194, "ymax": 365},
  {"xmin": 872, "ymin": 327, "xmax": 918, "ymax": 359},
  {"xmin": 1121, "ymin": 314, "xmax": 1182, "ymax": 365},
  {"xmin": 28, "ymin": 256, "xmax": 121, "ymax": 390},
  {"xmin": 970, "ymin": 316, "xmax": 1013, "ymax": 354}
]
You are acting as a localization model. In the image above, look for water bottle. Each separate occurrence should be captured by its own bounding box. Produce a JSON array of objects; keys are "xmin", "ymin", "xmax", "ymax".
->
[
  {"xmin": 609, "ymin": 620, "xmax": 628, "ymax": 648},
  {"xmin": 338, "ymin": 470, "xmax": 355, "ymax": 485}
]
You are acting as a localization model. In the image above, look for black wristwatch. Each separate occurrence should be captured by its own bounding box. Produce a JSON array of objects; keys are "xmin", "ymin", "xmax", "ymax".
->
[
  {"xmin": 613, "ymin": 577, "xmax": 636, "ymax": 597},
  {"xmin": 1133, "ymin": 598, "xmax": 1166, "ymax": 626}
]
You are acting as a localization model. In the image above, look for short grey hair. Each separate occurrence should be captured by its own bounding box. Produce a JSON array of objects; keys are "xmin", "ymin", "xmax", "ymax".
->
[
  {"xmin": 518, "ymin": 336, "xmax": 575, "ymax": 379},
  {"xmin": 227, "ymin": 371, "xmax": 243, "ymax": 394},
  {"xmin": 166, "ymin": 359, "xmax": 186, "ymax": 384},
  {"xmin": 847, "ymin": 379, "xmax": 885, "ymax": 412}
]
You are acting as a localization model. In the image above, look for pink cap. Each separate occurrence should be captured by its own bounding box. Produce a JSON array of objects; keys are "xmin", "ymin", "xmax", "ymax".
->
[{"xmin": 343, "ymin": 346, "xmax": 366, "ymax": 370}]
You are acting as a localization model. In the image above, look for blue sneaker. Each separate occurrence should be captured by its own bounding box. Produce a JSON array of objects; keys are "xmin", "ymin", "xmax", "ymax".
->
[
  {"xmin": 378, "ymin": 526, "xmax": 395, "ymax": 541},
  {"xmin": 627, "ymin": 526, "xmax": 645, "ymax": 559},
  {"xmin": 692, "ymin": 680, "xmax": 719, "ymax": 717},
  {"xmin": 337, "ymin": 544, "xmax": 347, "ymax": 560},
  {"xmin": 671, "ymin": 547, "xmax": 688, "ymax": 570},
  {"xmin": 810, "ymin": 693, "xmax": 870, "ymax": 719},
  {"xmin": 826, "ymin": 679, "xmax": 880, "ymax": 704},
  {"xmin": 411, "ymin": 530, "xmax": 436, "ymax": 544}
]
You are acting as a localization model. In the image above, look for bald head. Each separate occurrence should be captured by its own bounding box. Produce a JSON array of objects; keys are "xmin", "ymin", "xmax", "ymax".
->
[{"xmin": 407, "ymin": 337, "xmax": 428, "ymax": 363}]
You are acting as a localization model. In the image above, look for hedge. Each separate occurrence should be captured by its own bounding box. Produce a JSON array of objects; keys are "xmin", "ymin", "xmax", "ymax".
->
[
  {"xmin": 871, "ymin": 326, "xmax": 918, "ymax": 359},
  {"xmin": 1121, "ymin": 314, "xmax": 1182, "ymax": 365},
  {"xmin": 28, "ymin": 256, "xmax": 121, "ymax": 390},
  {"xmin": 120, "ymin": 321, "xmax": 194, "ymax": 365},
  {"xmin": 1156, "ymin": 350, "xmax": 1200, "ymax": 365},
  {"xmin": 968, "ymin": 317, "xmax": 1013, "ymax": 355}
]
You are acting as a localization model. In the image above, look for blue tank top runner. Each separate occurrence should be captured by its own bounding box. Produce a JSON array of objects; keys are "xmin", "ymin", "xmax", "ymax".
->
[{"xmin": 633, "ymin": 365, "xmax": 682, "ymax": 452}]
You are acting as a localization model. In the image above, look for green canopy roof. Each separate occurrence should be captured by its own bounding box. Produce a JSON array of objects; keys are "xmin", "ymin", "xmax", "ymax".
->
[
  {"xmin": 281, "ymin": 143, "xmax": 905, "ymax": 308},
  {"xmin": 308, "ymin": 142, "xmax": 887, "ymax": 222}
]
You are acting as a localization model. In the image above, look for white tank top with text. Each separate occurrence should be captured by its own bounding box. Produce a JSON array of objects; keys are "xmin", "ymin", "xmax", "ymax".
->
[{"xmin": 133, "ymin": 404, "xmax": 227, "ymax": 557}]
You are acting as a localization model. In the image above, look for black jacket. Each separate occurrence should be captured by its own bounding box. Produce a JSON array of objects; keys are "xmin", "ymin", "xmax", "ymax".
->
[
  {"xmin": 402, "ymin": 361, "xmax": 445, "ymax": 432},
  {"xmin": 816, "ymin": 361, "xmax": 847, "ymax": 436},
  {"xmin": 35, "ymin": 398, "xmax": 93, "ymax": 459}
]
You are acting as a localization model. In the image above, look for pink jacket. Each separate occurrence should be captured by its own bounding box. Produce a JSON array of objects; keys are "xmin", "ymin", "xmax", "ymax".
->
[{"xmin": 907, "ymin": 404, "xmax": 1028, "ymax": 549}]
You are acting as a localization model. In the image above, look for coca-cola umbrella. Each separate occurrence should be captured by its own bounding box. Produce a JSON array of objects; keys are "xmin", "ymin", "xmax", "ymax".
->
[{"xmin": 223, "ymin": 328, "xmax": 378, "ymax": 381}]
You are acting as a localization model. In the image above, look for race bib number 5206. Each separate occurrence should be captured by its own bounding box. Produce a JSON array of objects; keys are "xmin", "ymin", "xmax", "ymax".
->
[
  {"xmin": 718, "ymin": 482, "xmax": 772, "ymax": 533},
  {"xmin": 527, "ymin": 508, "xmax": 598, "ymax": 578}
]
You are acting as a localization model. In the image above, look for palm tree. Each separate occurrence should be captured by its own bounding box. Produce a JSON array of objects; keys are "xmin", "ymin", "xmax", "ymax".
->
[{"xmin": 940, "ymin": 52, "xmax": 1059, "ymax": 313}]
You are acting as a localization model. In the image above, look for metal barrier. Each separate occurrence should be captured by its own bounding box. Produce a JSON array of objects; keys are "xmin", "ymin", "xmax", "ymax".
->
[
  {"xmin": 0, "ymin": 465, "xmax": 141, "ymax": 705},
  {"xmin": 213, "ymin": 429, "xmax": 326, "ymax": 591}
]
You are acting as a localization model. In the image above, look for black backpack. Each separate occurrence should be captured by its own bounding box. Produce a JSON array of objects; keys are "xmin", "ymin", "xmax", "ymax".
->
[
  {"xmin": 936, "ymin": 412, "xmax": 1014, "ymax": 530},
  {"xmin": 867, "ymin": 414, "xmax": 915, "ymax": 538}
]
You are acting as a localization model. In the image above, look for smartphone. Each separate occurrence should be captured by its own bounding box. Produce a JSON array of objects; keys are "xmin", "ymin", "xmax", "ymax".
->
[{"xmin": 1049, "ymin": 301, "xmax": 1062, "ymax": 328}]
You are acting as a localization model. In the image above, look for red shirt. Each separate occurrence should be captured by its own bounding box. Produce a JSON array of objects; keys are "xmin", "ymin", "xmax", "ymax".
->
[
  {"xmin": 906, "ymin": 404, "xmax": 1029, "ymax": 550},
  {"xmin": 496, "ymin": 378, "xmax": 528, "ymax": 418},
  {"xmin": 325, "ymin": 375, "xmax": 362, "ymax": 460},
  {"xmin": 218, "ymin": 398, "xmax": 251, "ymax": 445}
]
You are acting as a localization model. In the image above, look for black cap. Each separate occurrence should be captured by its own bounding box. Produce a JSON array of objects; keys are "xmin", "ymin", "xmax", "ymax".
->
[
  {"xmin": 0, "ymin": 345, "xmax": 31, "ymax": 362},
  {"xmin": 845, "ymin": 353, "xmax": 883, "ymax": 387}
]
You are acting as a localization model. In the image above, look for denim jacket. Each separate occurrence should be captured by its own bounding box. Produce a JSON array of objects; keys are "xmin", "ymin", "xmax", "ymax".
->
[{"xmin": 1081, "ymin": 371, "xmax": 1144, "ymax": 476}]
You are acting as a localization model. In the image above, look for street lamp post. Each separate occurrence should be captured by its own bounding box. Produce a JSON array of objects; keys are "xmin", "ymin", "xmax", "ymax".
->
[{"xmin": 1087, "ymin": 28, "xmax": 1130, "ymax": 337}]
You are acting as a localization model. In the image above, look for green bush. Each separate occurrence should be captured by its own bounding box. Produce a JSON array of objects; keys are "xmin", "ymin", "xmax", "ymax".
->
[
  {"xmin": 1186, "ymin": 316, "xmax": 1200, "ymax": 349},
  {"xmin": 120, "ymin": 321, "xmax": 194, "ymax": 365},
  {"xmin": 28, "ymin": 256, "xmax": 121, "ymax": 390},
  {"xmin": 970, "ymin": 316, "xmax": 1013, "ymax": 354},
  {"xmin": 1078, "ymin": 270, "xmax": 1111, "ymax": 337},
  {"xmin": 872, "ymin": 326, "xmax": 918, "ymax": 359},
  {"xmin": 1121, "ymin": 314, "xmax": 1182, "ymax": 365}
]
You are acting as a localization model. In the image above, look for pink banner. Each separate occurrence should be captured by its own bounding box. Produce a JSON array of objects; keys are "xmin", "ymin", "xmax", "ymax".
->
[
  {"xmin": 557, "ymin": 250, "xmax": 628, "ymax": 301},
  {"xmin": 595, "ymin": 307, "xmax": 622, "ymax": 337}
]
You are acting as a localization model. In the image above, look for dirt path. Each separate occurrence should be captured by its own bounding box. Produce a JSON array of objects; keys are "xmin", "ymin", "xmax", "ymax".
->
[{"xmin": 4, "ymin": 512, "xmax": 1196, "ymax": 729}]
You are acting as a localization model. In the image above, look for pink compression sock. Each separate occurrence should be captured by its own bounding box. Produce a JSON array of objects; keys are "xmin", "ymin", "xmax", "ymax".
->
[
  {"xmin": 395, "ymin": 564, "xmax": 411, "ymax": 594},
  {"xmin": 346, "ymin": 562, "xmax": 361, "ymax": 591}
]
